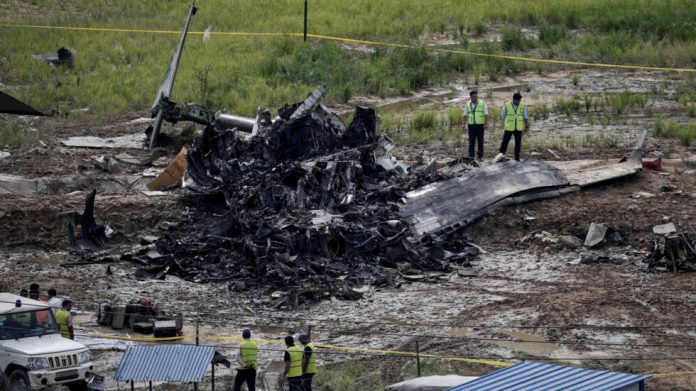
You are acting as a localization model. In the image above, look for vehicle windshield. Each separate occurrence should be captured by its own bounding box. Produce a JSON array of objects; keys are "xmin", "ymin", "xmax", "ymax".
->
[{"xmin": 0, "ymin": 309, "xmax": 59, "ymax": 340}]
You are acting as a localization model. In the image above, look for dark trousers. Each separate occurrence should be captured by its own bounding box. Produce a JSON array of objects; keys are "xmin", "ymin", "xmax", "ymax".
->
[
  {"xmin": 302, "ymin": 374, "xmax": 314, "ymax": 391},
  {"xmin": 233, "ymin": 368, "xmax": 256, "ymax": 391},
  {"xmin": 467, "ymin": 124, "xmax": 485, "ymax": 159},
  {"xmin": 288, "ymin": 376, "xmax": 303, "ymax": 391},
  {"xmin": 499, "ymin": 130, "xmax": 523, "ymax": 161}
]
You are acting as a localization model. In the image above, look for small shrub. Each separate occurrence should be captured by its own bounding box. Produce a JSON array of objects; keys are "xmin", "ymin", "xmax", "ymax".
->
[
  {"xmin": 474, "ymin": 21, "xmax": 487, "ymax": 36},
  {"xmin": 571, "ymin": 74, "xmax": 580, "ymax": 86},
  {"xmin": 447, "ymin": 108, "xmax": 464, "ymax": 127},
  {"xmin": 687, "ymin": 104, "xmax": 696, "ymax": 118},
  {"xmin": 410, "ymin": 111, "xmax": 437, "ymax": 132},
  {"xmin": 531, "ymin": 104, "xmax": 549, "ymax": 120},
  {"xmin": 554, "ymin": 97, "xmax": 580, "ymax": 116},
  {"xmin": 539, "ymin": 25, "xmax": 569, "ymax": 46},
  {"xmin": 501, "ymin": 26, "xmax": 532, "ymax": 51}
]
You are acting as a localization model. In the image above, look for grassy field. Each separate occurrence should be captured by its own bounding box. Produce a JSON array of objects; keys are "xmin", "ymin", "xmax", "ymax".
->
[{"xmin": 1, "ymin": 0, "xmax": 696, "ymax": 120}]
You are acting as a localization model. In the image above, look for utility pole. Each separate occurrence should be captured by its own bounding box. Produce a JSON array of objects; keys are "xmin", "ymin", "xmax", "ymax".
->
[{"xmin": 304, "ymin": 0, "xmax": 308, "ymax": 42}]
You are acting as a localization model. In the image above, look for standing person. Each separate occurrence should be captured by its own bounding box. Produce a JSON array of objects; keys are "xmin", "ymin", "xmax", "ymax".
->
[
  {"xmin": 497, "ymin": 92, "xmax": 530, "ymax": 162},
  {"xmin": 281, "ymin": 336, "xmax": 303, "ymax": 391},
  {"xmin": 55, "ymin": 300, "xmax": 74, "ymax": 340},
  {"xmin": 28, "ymin": 283, "xmax": 40, "ymax": 300},
  {"xmin": 233, "ymin": 329, "xmax": 257, "ymax": 391},
  {"xmin": 299, "ymin": 333, "xmax": 316, "ymax": 391},
  {"xmin": 47, "ymin": 288, "xmax": 62, "ymax": 314},
  {"xmin": 463, "ymin": 90, "xmax": 490, "ymax": 163}
]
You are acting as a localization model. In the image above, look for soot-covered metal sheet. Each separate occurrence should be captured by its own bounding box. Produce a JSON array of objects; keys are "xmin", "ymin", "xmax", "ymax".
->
[
  {"xmin": 402, "ymin": 160, "xmax": 569, "ymax": 239},
  {"xmin": 0, "ymin": 91, "xmax": 44, "ymax": 116}
]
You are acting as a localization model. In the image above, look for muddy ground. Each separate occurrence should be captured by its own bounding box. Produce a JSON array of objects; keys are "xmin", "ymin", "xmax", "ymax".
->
[{"xmin": 2, "ymin": 69, "xmax": 696, "ymax": 390}]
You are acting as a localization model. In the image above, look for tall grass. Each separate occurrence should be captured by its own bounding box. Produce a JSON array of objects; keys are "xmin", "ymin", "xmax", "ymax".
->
[{"xmin": 654, "ymin": 119, "xmax": 696, "ymax": 146}]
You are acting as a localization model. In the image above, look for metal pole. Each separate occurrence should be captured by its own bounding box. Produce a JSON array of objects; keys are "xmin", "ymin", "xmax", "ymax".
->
[
  {"xmin": 130, "ymin": 381, "xmax": 134, "ymax": 391},
  {"xmin": 303, "ymin": 0, "xmax": 308, "ymax": 42},
  {"xmin": 416, "ymin": 340, "xmax": 421, "ymax": 378},
  {"xmin": 211, "ymin": 363, "xmax": 215, "ymax": 391},
  {"xmin": 149, "ymin": 381, "xmax": 152, "ymax": 391},
  {"xmin": 196, "ymin": 319, "xmax": 200, "ymax": 346}
]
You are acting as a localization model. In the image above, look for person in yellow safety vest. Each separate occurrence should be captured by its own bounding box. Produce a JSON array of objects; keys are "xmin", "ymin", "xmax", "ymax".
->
[
  {"xmin": 299, "ymin": 333, "xmax": 316, "ymax": 391},
  {"xmin": 463, "ymin": 90, "xmax": 490, "ymax": 163},
  {"xmin": 497, "ymin": 92, "xmax": 530, "ymax": 162},
  {"xmin": 233, "ymin": 329, "xmax": 257, "ymax": 391},
  {"xmin": 282, "ymin": 335, "xmax": 304, "ymax": 391},
  {"xmin": 55, "ymin": 300, "xmax": 74, "ymax": 340}
]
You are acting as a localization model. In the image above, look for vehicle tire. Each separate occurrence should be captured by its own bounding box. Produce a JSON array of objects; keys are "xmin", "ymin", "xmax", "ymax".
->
[
  {"xmin": 7, "ymin": 369, "xmax": 29, "ymax": 391},
  {"xmin": 67, "ymin": 380, "xmax": 88, "ymax": 391},
  {"xmin": 0, "ymin": 372, "xmax": 11, "ymax": 391}
]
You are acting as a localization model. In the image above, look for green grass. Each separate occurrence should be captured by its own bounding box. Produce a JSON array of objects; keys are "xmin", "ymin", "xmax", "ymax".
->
[
  {"xmin": 500, "ymin": 26, "xmax": 534, "ymax": 51},
  {"xmin": 554, "ymin": 97, "xmax": 581, "ymax": 116},
  {"xmin": 0, "ymin": 120, "xmax": 37, "ymax": 148},
  {"xmin": 315, "ymin": 362, "xmax": 386, "ymax": 391},
  {"xmin": 2, "ymin": 0, "xmax": 696, "ymax": 120},
  {"xmin": 654, "ymin": 119, "xmax": 696, "ymax": 146},
  {"xmin": 605, "ymin": 91, "xmax": 646, "ymax": 114},
  {"xmin": 539, "ymin": 25, "xmax": 570, "ymax": 46}
]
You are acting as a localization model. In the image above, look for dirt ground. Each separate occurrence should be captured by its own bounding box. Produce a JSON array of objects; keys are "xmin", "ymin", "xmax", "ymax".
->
[{"xmin": 2, "ymin": 69, "xmax": 696, "ymax": 390}]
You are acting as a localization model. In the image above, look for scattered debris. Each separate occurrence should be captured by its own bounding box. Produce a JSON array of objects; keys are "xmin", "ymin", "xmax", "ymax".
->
[
  {"xmin": 60, "ymin": 134, "xmax": 147, "ymax": 149},
  {"xmin": 32, "ymin": 47, "xmax": 74, "ymax": 67},
  {"xmin": 560, "ymin": 235, "xmax": 583, "ymax": 249},
  {"xmin": 653, "ymin": 222, "xmax": 677, "ymax": 235},
  {"xmin": 98, "ymin": 298, "xmax": 182, "ymax": 335},
  {"xmin": 642, "ymin": 157, "xmax": 662, "ymax": 170},
  {"xmin": 67, "ymin": 190, "xmax": 113, "ymax": 252},
  {"xmin": 638, "ymin": 228, "xmax": 696, "ymax": 272},
  {"xmin": 147, "ymin": 145, "xmax": 188, "ymax": 191},
  {"xmin": 77, "ymin": 91, "xmax": 479, "ymax": 306},
  {"xmin": 583, "ymin": 222, "xmax": 623, "ymax": 248},
  {"xmin": 632, "ymin": 191, "xmax": 656, "ymax": 199}
]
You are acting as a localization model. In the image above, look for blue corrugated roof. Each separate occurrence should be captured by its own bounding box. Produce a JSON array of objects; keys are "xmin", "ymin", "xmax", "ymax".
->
[
  {"xmin": 446, "ymin": 362, "xmax": 649, "ymax": 391},
  {"xmin": 114, "ymin": 345, "xmax": 216, "ymax": 382}
]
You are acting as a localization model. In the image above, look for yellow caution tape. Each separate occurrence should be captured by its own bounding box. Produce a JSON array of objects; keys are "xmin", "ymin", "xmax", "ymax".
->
[
  {"xmin": 648, "ymin": 371, "xmax": 696, "ymax": 378},
  {"xmin": 1, "ymin": 23, "xmax": 696, "ymax": 73},
  {"xmin": 76, "ymin": 332, "xmax": 696, "ymax": 377}
]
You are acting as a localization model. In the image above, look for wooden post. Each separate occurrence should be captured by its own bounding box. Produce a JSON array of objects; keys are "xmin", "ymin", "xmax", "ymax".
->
[
  {"xmin": 211, "ymin": 362, "xmax": 215, "ymax": 391},
  {"xmin": 130, "ymin": 381, "xmax": 134, "ymax": 391},
  {"xmin": 416, "ymin": 340, "xmax": 421, "ymax": 378},
  {"xmin": 196, "ymin": 319, "xmax": 200, "ymax": 346},
  {"xmin": 148, "ymin": 381, "xmax": 152, "ymax": 391}
]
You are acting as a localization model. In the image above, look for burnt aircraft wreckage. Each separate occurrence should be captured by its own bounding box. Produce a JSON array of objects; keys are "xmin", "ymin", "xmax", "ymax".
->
[{"xmin": 66, "ymin": 4, "xmax": 649, "ymax": 307}]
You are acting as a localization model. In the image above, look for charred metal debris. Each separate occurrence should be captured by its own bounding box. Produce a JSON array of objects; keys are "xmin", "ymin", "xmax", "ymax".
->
[
  {"xmin": 77, "ymin": 88, "xmax": 479, "ymax": 306},
  {"xmin": 637, "ymin": 228, "xmax": 696, "ymax": 273}
]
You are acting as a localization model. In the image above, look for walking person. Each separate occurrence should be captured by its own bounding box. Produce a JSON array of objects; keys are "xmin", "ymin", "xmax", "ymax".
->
[
  {"xmin": 497, "ymin": 92, "xmax": 530, "ymax": 162},
  {"xmin": 463, "ymin": 90, "xmax": 490, "ymax": 163},
  {"xmin": 233, "ymin": 329, "xmax": 257, "ymax": 391},
  {"xmin": 55, "ymin": 300, "xmax": 74, "ymax": 340},
  {"xmin": 281, "ymin": 336, "xmax": 304, "ymax": 391},
  {"xmin": 299, "ymin": 333, "xmax": 316, "ymax": 391}
]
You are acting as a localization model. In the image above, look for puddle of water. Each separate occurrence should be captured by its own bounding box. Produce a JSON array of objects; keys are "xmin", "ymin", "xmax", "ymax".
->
[{"xmin": 493, "ymin": 329, "xmax": 562, "ymax": 357}]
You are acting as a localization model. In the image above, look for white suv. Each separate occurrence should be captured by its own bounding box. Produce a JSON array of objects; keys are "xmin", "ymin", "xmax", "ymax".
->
[{"xmin": 0, "ymin": 293, "xmax": 93, "ymax": 390}]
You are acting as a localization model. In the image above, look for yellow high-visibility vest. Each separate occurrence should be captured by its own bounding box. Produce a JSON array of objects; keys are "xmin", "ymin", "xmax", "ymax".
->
[
  {"xmin": 239, "ymin": 340, "xmax": 257, "ymax": 369},
  {"xmin": 467, "ymin": 100, "xmax": 486, "ymax": 125},
  {"xmin": 504, "ymin": 102, "xmax": 525, "ymax": 132},
  {"xmin": 287, "ymin": 345, "xmax": 303, "ymax": 378},
  {"xmin": 55, "ymin": 310, "xmax": 71, "ymax": 339},
  {"xmin": 305, "ymin": 342, "xmax": 317, "ymax": 374}
]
